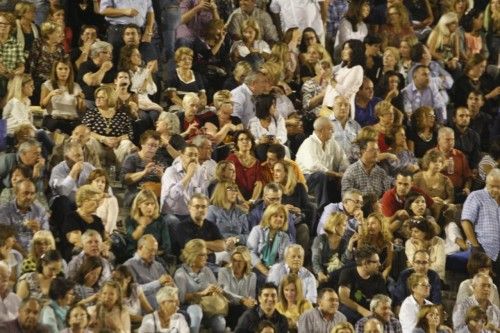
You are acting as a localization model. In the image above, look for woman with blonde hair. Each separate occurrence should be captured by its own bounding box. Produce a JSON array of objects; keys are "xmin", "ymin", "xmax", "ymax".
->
[
  {"xmin": 230, "ymin": 18, "xmax": 271, "ymax": 62},
  {"xmin": 331, "ymin": 322, "xmax": 355, "ymax": 333},
  {"xmin": 60, "ymin": 184, "xmax": 105, "ymax": 260},
  {"xmin": 88, "ymin": 279, "xmax": 131, "ymax": 333},
  {"xmin": 302, "ymin": 59, "xmax": 333, "ymax": 116},
  {"xmin": 276, "ymin": 274, "xmax": 313, "ymax": 332},
  {"xmin": 3, "ymin": 74, "xmax": 36, "ymax": 135},
  {"xmin": 14, "ymin": 1, "xmax": 39, "ymax": 61},
  {"xmin": 218, "ymin": 246, "xmax": 257, "ymax": 329},
  {"xmin": 356, "ymin": 212, "xmax": 394, "ymax": 279},
  {"xmin": 125, "ymin": 189, "xmax": 171, "ymax": 258},
  {"xmin": 207, "ymin": 181, "xmax": 249, "ymax": 250},
  {"xmin": 174, "ymin": 239, "xmax": 226, "ymax": 333},
  {"xmin": 380, "ymin": 3, "xmax": 416, "ymax": 48},
  {"xmin": 311, "ymin": 212, "xmax": 348, "ymax": 286},
  {"xmin": 247, "ymin": 203, "xmax": 291, "ymax": 278},
  {"xmin": 178, "ymin": 92, "xmax": 203, "ymax": 140},
  {"xmin": 82, "ymin": 85, "xmax": 135, "ymax": 165},
  {"xmin": 223, "ymin": 61, "xmax": 252, "ymax": 90},
  {"xmin": 300, "ymin": 43, "xmax": 332, "ymax": 83},
  {"xmin": 20, "ymin": 230, "xmax": 59, "ymax": 276},
  {"xmin": 427, "ymin": 12, "xmax": 460, "ymax": 70}
]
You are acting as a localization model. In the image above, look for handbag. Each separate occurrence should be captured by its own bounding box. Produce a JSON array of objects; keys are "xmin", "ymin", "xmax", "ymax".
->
[{"xmin": 199, "ymin": 293, "xmax": 229, "ymax": 317}]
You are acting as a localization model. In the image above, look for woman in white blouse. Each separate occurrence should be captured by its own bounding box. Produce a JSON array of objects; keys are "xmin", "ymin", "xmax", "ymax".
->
[
  {"xmin": 323, "ymin": 39, "xmax": 365, "ymax": 115},
  {"xmin": 336, "ymin": 0, "xmax": 370, "ymax": 47},
  {"xmin": 86, "ymin": 169, "xmax": 119, "ymax": 234},
  {"xmin": 248, "ymin": 94, "xmax": 287, "ymax": 161},
  {"xmin": 40, "ymin": 58, "xmax": 85, "ymax": 135},
  {"xmin": 230, "ymin": 18, "xmax": 271, "ymax": 62},
  {"xmin": 400, "ymin": 272, "xmax": 433, "ymax": 333}
]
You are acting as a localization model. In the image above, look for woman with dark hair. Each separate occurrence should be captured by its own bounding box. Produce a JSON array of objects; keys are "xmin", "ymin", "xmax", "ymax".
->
[
  {"xmin": 405, "ymin": 216, "xmax": 446, "ymax": 279},
  {"xmin": 412, "ymin": 304, "xmax": 448, "ymax": 333},
  {"xmin": 40, "ymin": 58, "xmax": 85, "ymax": 134},
  {"xmin": 70, "ymin": 25, "xmax": 98, "ymax": 70},
  {"xmin": 60, "ymin": 304, "xmax": 92, "ymax": 333},
  {"xmin": 459, "ymin": 8, "xmax": 488, "ymax": 62},
  {"xmin": 73, "ymin": 256, "xmax": 102, "ymax": 305},
  {"xmin": 477, "ymin": 141, "xmax": 500, "ymax": 188},
  {"xmin": 407, "ymin": 106, "xmax": 439, "ymax": 158},
  {"xmin": 118, "ymin": 45, "xmax": 162, "ymax": 124},
  {"xmin": 16, "ymin": 249, "xmax": 62, "ymax": 302},
  {"xmin": 298, "ymin": 28, "xmax": 320, "ymax": 54},
  {"xmin": 41, "ymin": 277, "xmax": 76, "ymax": 332},
  {"xmin": 323, "ymin": 39, "xmax": 365, "ymax": 113},
  {"xmin": 226, "ymin": 130, "xmax": 263, "ymax": 201},
  {"xmin": 302, "ymin": 60, "xmax": 333, "ymax": 116},
  {"xmin": 0, "ymin": 225, "xmax": 22, "ymax": 283},
  {"xmin": 113, "ymin": 265, "xmax": 153, "ymax": 326},
  {"xmin": 452, "ymin": 53, "xmax": 499, "ymax": 113},
  {"xmin": 336, "ymin": 0, "xmax": 370, "ymax": 47},
  {"xmin": 87, "ymin": 169, "xmax": 119, "ymax": 234},
  {"xmin": 456, "ymin": 252, "xmax": 500, "ymax": 307},
  {"xmin": 248, "ymin": 94, "xmax": 287, "ymax": 161}
]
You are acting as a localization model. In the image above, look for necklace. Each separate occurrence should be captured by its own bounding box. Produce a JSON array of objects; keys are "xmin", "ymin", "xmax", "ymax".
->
[{"xmin": 100, "ymin": 109, "xmax": 115, "ymax": 134}]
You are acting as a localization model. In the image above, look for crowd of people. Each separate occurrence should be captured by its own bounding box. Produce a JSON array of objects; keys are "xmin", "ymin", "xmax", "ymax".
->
[{"xmin": 0, "ymin": 0, "xmax": 499, "ymax": 332}]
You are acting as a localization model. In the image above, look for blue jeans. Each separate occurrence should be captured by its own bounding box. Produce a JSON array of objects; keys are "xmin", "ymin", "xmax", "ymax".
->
[{"xmin": 159, "ymin": 1, "xmax": 181, "ymax": 61}]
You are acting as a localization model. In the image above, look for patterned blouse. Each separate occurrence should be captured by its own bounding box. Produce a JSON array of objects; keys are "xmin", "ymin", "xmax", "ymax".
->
[
  {"xmin": 82, "ymin": 107, "xmax": 133, "ymax": 139},
  {"xmin": 29, "ymin": 39, "xmax": 65, "ymax": 81}
]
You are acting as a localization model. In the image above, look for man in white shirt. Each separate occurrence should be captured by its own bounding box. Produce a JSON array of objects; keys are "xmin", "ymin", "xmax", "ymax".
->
[
  {"xmin": 231, "ymin": 71, "xmax": 270, "ymax": 127},
  {"xmin": 0, "ymin": 262, "xmax": 20, "ymax": 323},
  {"xmin": 296, "ymin": 116, "xmax": 349, "ymax": 210},
  {"xmin": 270, "ymin": 0, "xmax": 326, "ymax": 41}
]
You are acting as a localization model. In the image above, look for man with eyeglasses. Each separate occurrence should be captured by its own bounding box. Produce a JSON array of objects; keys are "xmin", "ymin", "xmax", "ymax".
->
[
  {"xmin": 170, "ymin": 193, "xmax": 225, "ymax": 267},
  {"xmin": 124, "ymin": 234, "xmax": 174, "ymax": 308},
  {"xmin": 160, "ymin": 144, "xmax": 207, "ymax": 218},
  {"xmin": 338, "ymin": 245, "xmax": 389, "ymax": 324},
  {"xmin": 317, "ymin": 188, "xmax": 364, "ymax": 241},
  {"xmin": 391, "ymin": 250, "xmax": 441, "ymax": 307}
]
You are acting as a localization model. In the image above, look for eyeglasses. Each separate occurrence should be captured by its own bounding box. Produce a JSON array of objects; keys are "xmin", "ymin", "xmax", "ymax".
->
[
  {"xmin": 418, "ymin": 282, "xmax": 431, "ymax": 288},
  {"xmin": 414, "ymin": 260, "xmax": 429, "ymax": 265},
  {"xmin": 346, "ymin": 198, "xmax": 363, "ymax": 205},
  {"xmin": 226, "ymin": 187, "xmax": 238, "ymax": 192},
  {"xmin": 190, "ymin": 204, "xmax": 207, "ymax": 210}
]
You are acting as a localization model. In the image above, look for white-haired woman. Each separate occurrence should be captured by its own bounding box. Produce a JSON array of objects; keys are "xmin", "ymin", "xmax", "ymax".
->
[
  {"xmin": 138, "ymin": 286, "xmax": 189, "ymax": 333},
  {"xmin": 177, "ymin": 92, "xmax": 204, "ymax": 140},
  {"xmin": 155, "ymin": 111, "xmax": 186, "ymax": 167},
  {"xmin": 218, "ymin": 246, "xmax": 257, "ymax": 329},
  {"xmin": 174, "ymin": 239, "xmax": 226, "ymax": 333}
]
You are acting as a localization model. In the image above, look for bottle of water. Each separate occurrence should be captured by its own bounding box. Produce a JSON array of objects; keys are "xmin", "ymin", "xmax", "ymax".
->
[
  {"xmin": 447, "ymin": 157, "xmax": 454, "ymax": 175},
  {"xmin": 109, "ymin": 166, "xmax": 116, "ymax": 183}
]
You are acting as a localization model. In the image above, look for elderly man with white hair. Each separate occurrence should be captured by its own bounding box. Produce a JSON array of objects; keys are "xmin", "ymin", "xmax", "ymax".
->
[
  {"xmin": 138, "ymin": 286, "xmax": 189, "ymax": 333},
  {"xmin": 266, "ymin": 244, "xmax": 318, "ymax": 303},
  {"xmin": 461, "ymin": 168, "xmax": 500, "ymax": 287},
  {"xmin": 453, "ymin": 273, "xmax": 500, "ymax": 331},
  {"xmin": 355, "ymin": 294, "xmax": 402, "ymax": 333},
  {"xmin": 0, "ymin": 262, "xmax": 21, "ymax": 322},
  {"xmin": 296, "ymin": 116, "xmax": 349, "ymax": 209}
]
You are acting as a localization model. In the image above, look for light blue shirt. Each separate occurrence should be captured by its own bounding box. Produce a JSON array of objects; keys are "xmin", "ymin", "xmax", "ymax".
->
[
  {"xmin": 231, "ymin": 83, "xmax": 255, "ymax": 127},
  {"xmin": 461, "ymin": 188, "xmax": 500, "ymax": 261},
  {"xmin": 49, "ymin": 161, "xmax": 95, "ymax": 202},
  {"xmin": 402, "ymin": 80, "xmax": 447, "ymax": 122},
  {"xmin": 330, "ymin": 117, "xmax": 361, "ymax": 159},
  {"xmin": 100, "ymin": 0, "xmax": 153, "ymax": 27},
  {"xmin": 160, "ymin": 157, "xmax": 207, "ymax": 215}
]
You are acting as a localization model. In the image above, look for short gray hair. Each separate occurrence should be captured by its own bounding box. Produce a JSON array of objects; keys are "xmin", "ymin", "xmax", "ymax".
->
[
  {"xmin": 472, "ymin": 272, "xmax": 493, "ymax": 288},
  {"xmin": 313, "ymin": 116, "xmax": 331, "ymax": 131},
  {"xmin": 342, "ymin": 188, "xmax": 363, "ymax": 201},
  {"xmin": 90, "ymin": 40, "xmax": 112, "ymax": 58},
  {"xmin": 438, "ymin": 126, "xmax": 454, "ymax": 140},
  {"xmin": 138, "ymin": 234, "xmax": 157, "ymax": 248},
  {"xmin": 156, "ymin": 286, "xmax": 179, "ymax": 304},
  {"xmin": 81, "ymin": 229, "xmax": 102, "ymax": 244},
  {"xmin": 369, "ymin": 294, "xmax": 392, "ymax": 312},
  {"xmin": 191, "ymin": 135, "xmax": 210, "ymax": 148},
  {"xmin": 63, "ymin": 141, "xmax": 83, "ymax": 157},
  {"xmin": 18, "ymin": 139, "xmax": 41, "ymax": 155},
  {"xmin": 364, "ymin": 318, "xmax": 383, "ymax": 331},
  {"xmin": 285, "ymin": 244, "xmax": 304, "ymax": 258},
  {"xmin": 157, "ymin": 112, "xmax": 181, "ymax": 134},
  {"xmin": 243, "ymin": 71, "xmax": 266, "ymax": 85},
  {"xmin": 263, "ymin": 182, "xmax": 283, "ymax": 195},
  {"xmin": 486, "ymin": 168, "xmax": 500, "ymax": 183}
]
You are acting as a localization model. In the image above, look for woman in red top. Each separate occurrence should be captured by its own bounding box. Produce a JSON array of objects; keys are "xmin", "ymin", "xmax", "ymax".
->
[{"xmin": 226, "ymin": 130, "xmax": 263, "ymax": 201}]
